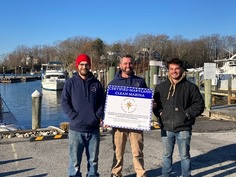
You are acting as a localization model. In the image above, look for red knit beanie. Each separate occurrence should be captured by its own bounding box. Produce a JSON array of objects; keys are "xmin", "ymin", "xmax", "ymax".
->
[{"xmin": 75, "ymin": 54, "xmax": 91, "ymax": 68}]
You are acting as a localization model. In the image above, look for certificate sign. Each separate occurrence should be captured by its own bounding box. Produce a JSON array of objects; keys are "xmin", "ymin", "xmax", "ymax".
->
[{"xmin": 104, "ymin": 85, "xmax": 153, "ymax": 131}]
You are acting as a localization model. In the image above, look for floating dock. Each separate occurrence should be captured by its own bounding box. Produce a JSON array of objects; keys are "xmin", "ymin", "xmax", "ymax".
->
[
  {"xmin": 203, "ymin": 104, "xmax": 236, "ymax": 121},
  {"xmin": 0, "ymin": 76, "xmax": 41, "ymax": 83}
]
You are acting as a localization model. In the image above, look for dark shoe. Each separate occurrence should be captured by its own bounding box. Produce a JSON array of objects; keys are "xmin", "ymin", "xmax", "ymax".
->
[{"xmin": 111, "ymin": 174, "xmax": 122, "ymax": 177}]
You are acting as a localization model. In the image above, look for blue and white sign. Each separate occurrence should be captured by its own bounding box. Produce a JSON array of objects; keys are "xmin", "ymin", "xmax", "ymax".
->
[{"xmin": 104, "ymin": 85, "xmax": 153, "ymax": 131}]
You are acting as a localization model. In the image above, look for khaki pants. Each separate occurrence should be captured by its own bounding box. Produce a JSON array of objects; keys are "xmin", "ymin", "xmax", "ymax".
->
[{"xmin": 111, "ymin": 128, "xmax": 146, "ymax": 177}]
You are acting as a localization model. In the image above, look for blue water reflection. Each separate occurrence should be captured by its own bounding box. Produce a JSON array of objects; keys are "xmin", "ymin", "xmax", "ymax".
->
[{"xmin": 0, "ymin": 80, "xmax": 67, "ymax": 129}]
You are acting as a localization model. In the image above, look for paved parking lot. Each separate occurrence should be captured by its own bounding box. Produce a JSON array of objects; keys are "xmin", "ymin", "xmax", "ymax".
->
[{"xmin": 0, "ymin": 117, "xmax": 236, "ymax": 177}]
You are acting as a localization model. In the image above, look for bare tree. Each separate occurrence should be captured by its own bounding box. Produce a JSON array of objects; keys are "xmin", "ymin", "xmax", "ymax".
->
[
  {"xmin": 54, "ymin": 36, "xmax": 93, "ymax": 69},
  {"xmin": 200, "ymin": 34, "xmax": 223, "ymax": 61},
  {"xmin": 3, "ymin": 33, "xmax": 236, "ymax": 71},
  {"xmin": 221, "ymin": 35, "xmax": 236, "ymax": 58}
]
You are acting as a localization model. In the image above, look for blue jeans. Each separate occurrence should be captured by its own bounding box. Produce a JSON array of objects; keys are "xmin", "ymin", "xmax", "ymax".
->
[
  {"xmin": 161, "ymin": 130, "xmax": 191, "ymax": 177},
  {"xmin": 68, "ymin": 129, "xmax": 100, "ymax": 177}
]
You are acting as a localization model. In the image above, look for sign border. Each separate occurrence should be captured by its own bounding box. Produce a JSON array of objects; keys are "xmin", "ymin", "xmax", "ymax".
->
[{"xmin": 104, "ymin": 85, "xmax": 153, "ymax": 131}]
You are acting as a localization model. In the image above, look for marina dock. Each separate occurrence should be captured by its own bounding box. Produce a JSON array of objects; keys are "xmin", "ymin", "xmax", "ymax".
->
[
  {"xmin": 204, "ymin": 104, "xmax": 236, "ymax": 121},
  {"xmin": 0, "ymin": 76, "xmax": 41, "ymax": 83}
]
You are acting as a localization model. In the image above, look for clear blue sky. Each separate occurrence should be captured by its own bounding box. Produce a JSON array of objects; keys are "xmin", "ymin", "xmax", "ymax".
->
[{"xmin": 0, "ymin": 0, "xmax": 235, "ymax": 56}]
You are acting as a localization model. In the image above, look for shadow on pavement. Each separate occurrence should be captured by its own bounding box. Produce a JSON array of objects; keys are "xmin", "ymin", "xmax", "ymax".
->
[
  {"xmin": 192, "ymin": 143, "xmax": 236, "ymax": 177},
  {"xmin": 125, "ymin": 144, "xmax": 236, "ymax": 177},
  {"xmin": 0, "ymin": 168, "xmax": 35, "ymax": 176},
  {"xmin": 0, "ymin": 157, "xmax": 32, "ymax": 165},
  {"xmin": 28, "ymin": 174, "xmax": 48, "ymax": 177},
  {"xmin": 0, "ymin": 157, "xmax": 48, "ymax": 177}
]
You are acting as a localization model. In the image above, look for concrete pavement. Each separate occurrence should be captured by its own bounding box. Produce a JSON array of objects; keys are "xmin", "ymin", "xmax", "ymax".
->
[{"xmin": 0, "ymin": 117, "xmax": 236, "ymax": 177}]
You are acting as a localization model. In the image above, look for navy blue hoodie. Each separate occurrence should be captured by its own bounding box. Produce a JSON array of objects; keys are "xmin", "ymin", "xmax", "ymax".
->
[
  {"xmin": 109, "ymin": 70, "xmax": 147, "ymax": 88},
  {"xmin": 61, "ymin": 72, "xmax": 104, "ymax": 132}
]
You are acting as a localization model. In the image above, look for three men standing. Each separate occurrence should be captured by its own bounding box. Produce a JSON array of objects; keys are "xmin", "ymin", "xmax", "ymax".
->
[{"xmin": 61, "ymin": 54, "xmax": 204, "ymax": 177}]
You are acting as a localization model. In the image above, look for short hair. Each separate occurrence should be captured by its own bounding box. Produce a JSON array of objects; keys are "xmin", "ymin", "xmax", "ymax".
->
[
  {"xmin": 120, "ymin": 54, "xmax": 133, "ymax": 63},
  {"xmin": 166, "ymin": 58, "xmax": 183, "ymax": 69}
]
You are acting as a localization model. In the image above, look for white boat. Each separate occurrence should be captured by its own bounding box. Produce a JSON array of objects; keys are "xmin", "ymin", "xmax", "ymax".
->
[
  {"xmin": 41, "ymin": 61, "xmax": 67, "ymax": 91},
  {"xmin": 214, "ymin": 54, "xmax": 236, "ymax": 90},
  {"xmin": 0, "ymin": 94, "xmax": 20, "ymax": 132},
  {"xmin": 187, "ymin": 54, "xmax": 236, "ymax": 90},
  {"xmin": 0, "ymin": 123, "xmax": 19, "ymax": 132}
]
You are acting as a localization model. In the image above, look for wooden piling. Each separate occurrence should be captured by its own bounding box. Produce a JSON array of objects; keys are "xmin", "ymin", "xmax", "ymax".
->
[
  {"xmin": 145, "ymin": 70, "xmax": 150, "ymax": 88},
  {"xmin": 228, "ymin": 78, "xmax": 232, "ymax": 105},
  {"xmin": 108, "ymin": 67, "xmax": 115, "ymax": 85},
  {"xmin": 32, "ymin": 90, "xmax": 42, "ymax": 129},
  {"xmin": 195, "ymin": 71, "xmax": 200, "ymax": 88},
  {"xmin": 68, "ymin": 71, "xmax": 73, "ymax": 78},
  {"xmin": 212, "ymin": 96, "xmax": 216, "ymax": 105},
  {"xmin": 205, "ymin": 79, "xmax": 212, "ymax": 110},
  {"xmin": 104, "ymin": 69, "xmax": 108, "ymax": 87},
  {"xmin": 149, "ymin": 61, "xmax": 159, "ymax": 122},
  {"xmin": 149, "ymin": 65, "xmax": 158, "ymax": 90}
]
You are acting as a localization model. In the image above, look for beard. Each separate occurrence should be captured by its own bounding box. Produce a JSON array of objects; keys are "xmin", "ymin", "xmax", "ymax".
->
[
  {"xmin": 121, "ymin": 67, "xmax": 133, "ymax": 75},
  {"xmin": 79, "ymin": 68, "xmax": 89, "ymax": 76}
]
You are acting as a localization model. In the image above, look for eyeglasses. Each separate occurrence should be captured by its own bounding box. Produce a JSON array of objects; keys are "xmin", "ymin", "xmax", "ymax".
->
[{"xmin": 79, "ymin": 63, "xmax": 89, "ymax": 67}]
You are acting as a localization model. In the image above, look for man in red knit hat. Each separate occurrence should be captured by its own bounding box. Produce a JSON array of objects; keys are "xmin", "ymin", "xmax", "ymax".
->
[
  {"xmin": 75, "ymin": 54, "xmax": 91, "ymax": 69},
  {"xmin": 61, "ymin": 53, "xmax": 105, "ymax": 177}
]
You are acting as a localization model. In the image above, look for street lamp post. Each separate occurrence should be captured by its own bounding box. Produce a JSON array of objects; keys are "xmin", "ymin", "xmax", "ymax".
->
[
  {"xmin": 142, "ymin": 47, "xmax": 150, "ymax": 77},
  {"xmin": 3, "ymin": 66, "xmax": 5, "ymax": 78},
  {"xmin": 135, "ymin": 51, "xmax": 142, "ymax": 75},
  {"xmin": 100, "ymin": 55, "xmax": 107, "ymax": 86},
  {"xmin": 15, "ymin": 67, "xmax": 17, "ymax": 78}
]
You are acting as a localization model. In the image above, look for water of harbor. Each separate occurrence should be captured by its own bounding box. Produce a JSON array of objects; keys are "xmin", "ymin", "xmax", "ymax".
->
[{"xmin": 0, "ymin": 80, "xmax": 67, "ymax": 129}]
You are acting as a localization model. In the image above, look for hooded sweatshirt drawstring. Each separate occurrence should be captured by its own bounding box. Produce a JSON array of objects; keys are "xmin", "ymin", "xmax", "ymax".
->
[
  {"xmin": 82, "ymin": 80, "xmax": 87, "ymax": 98},
  {"xmin": 78, "ymin": 72, "xmax": 94, "ymax": 102},
  {"xmin": 167, "ymin": 72, "xmax": 186, "ymax": 100},
  {"xmin": 167, "ymin": 83, "xmax": 173, "ymax": 100},
  {"xmin": 87, "ymin": 82, "xmax": 91, "ymax": 102}
]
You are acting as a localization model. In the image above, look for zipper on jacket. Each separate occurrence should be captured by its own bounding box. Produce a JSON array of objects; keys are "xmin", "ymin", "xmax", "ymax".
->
[{"xmin": 170, "ymin": 89, "xmax": 174, "ymax": 131}]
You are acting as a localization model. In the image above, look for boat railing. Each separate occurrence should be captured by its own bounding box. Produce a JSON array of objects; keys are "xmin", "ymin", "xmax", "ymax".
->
[{"xmin": 0, "ymin": 95, "xmax": 18, "ymax": 125}]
